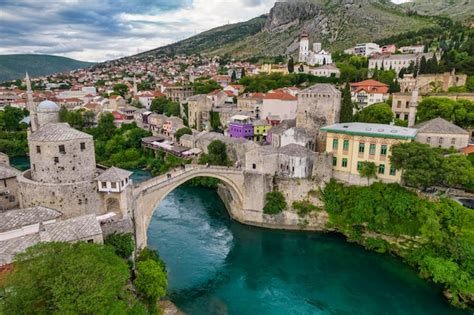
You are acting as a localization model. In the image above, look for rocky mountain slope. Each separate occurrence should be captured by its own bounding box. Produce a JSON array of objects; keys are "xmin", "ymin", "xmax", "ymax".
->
[
  {"xmin": 401, "ymin": 0, "xmax": 474, "ymax": 23},
  {"xmin": 140, "ymin": 0, "xmax": 438, "ymax": 59},
  {"xmin": 0, "ymin": 54, "xmax": 94, "ymax": 82}
]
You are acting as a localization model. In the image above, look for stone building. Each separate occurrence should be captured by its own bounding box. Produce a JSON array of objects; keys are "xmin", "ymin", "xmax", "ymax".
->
[
  {"xmin": 187, "ymin": 94, "xmax": 212, "ymax": 131},
  {"xmin": 414, "ymin": 117, "xmax": 469, "ymax": 151},
  {"xmin": 321, "ymin": 122, "xmax": 418, "ymax": 185},
  {"xmin": 296, "ymin": 84, "xmax": 341, "ymax": 133},
  {"xmin": 399, "ymin": 72, "xmax": 467, "ymax": 94},
  {"xmin": 165, "ymin": 86, "xmax": 193, "ymax": 103},
  {"xmin": 245, "ymin": 144, "xmax": 315, "ymax": 179},
  {"xmin": 0, "ymin": 161, "xmax": 21, "ymax": 211},
  {"xmin": 368, "ymin": 53, "xmax": 434, "ymax": 75},
  {"xmin": 237, "ymin": 93, "xmax": 264, "ymax": 119}
]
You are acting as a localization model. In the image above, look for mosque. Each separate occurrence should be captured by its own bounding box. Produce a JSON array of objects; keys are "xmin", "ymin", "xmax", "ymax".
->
[{"xmin": 0, "ymin": 74, "xmax": 134, "ymax": 266}]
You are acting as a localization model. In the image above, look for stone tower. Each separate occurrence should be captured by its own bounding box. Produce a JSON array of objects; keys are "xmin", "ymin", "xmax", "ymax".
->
[
  {"xmin": 299, "ymin": 29, "xmax": 309, "ymax": 63},
  {"xmin": 25, "ymin": 73, "xmax": 39, "ymax": 132}
]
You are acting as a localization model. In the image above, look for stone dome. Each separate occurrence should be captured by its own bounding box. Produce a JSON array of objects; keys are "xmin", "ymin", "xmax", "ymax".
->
[{"xmin": 37, "ymin": 100, "xmax": 60, "ymax": 112}]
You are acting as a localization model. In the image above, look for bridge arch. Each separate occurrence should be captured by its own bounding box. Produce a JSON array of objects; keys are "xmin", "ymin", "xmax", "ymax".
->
[{"xmin": 133, "ymin": 166, "xmax": 245, "ymax": 248}]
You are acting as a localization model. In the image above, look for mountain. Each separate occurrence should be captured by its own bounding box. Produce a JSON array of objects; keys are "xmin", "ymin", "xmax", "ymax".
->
[
  {"xmin": 401, "ymin": 0, "xmax": 474, "ymax": 23},
  {"xmin": 0, "ymin": 54, "xmax": 94, "ymax": 82},
  {"xmin": 140, "ymin": 0, "xmax": 438, "ymax": 59}
]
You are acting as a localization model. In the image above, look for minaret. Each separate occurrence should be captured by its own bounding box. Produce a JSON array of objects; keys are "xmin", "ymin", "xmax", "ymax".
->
[
  {"xmin": 133, "ymin": 75, "xmax": 138, "ymax": 95},
  {"xmin": 25, "ymin": 73, "xmax": 39, "ymax": 132},
  {"xmin": 407, "ymin": 83, "xmax": 419, "ymax": 127}
]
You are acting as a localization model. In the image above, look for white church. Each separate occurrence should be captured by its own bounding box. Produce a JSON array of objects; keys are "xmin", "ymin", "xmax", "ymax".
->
[{"xmin": 298, "ymin": 30, "xmax": 332, "ymax": 66}]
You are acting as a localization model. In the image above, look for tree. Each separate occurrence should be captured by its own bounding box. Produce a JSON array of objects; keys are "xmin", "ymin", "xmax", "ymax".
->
[
  {"xmin": 240, "ymin": 67, "xmax": 246, "ymax": 78},
  {"xmin": 192, "ymin": 80, "xmax": 221, "ymax": 94},
  {"xmin": 113, "ymin": 83, "xmax": 128, "ymax": 97},
  {"xmin": 419, "ymin": 56, "xmax": 428, "ymax": 74},
  {"xmin": 441, "ymin": 155, "xmax": 474, "ymax": 188},
  {"xmin": 2, "ymin": 242, "xmax": 131, "ymax": 314},
  {"xmin": 207, "ymin": 140, "xmax": 228, "ymax": 166},
  {"xmin": 231, "ymin": 70, "xmax": 237, "ymax": 82},
  {"xmin": 134, "ymin": 260, "xmax": 167, "ymax": 304},
  {"xmin": 2, "ymin": 106, "xmax": 28, "ymax": 131},
  {"xmin": 416, "ymin": 97, "xmax": 474, "ymax": 129},
  {"xmin": 263, "ymin": 191, "xmax": 287, "ymax": 214},
  {"xmin": 340, "ymin": 82, "xmax": 353, "ymax": 123},
  {"xmin": 399, "ymin": 67, "xmax": 407, "ymax": 79},
  {"xmin": 466, "ymin": 76, "xmax": 474, "ymax": 92},
  {"xmin": 389, "ymin": 78, "xmax": 401, "ymax": 93},
  {"xmin": 288, "ymin": 57, "xmax": 295, "ymax": 73},
  {"xmin": 175, "ymin": 127, "xmax": 192, "ymax": 141},
  {"xmin": 150, "ymin": 96, "xmax": 167, "ymax": 114},
  {"xmin": 94, "ymin": 112, "xmax": 116, "ymax": 140},
  {"xmin": 390, "ymin": 142, "xmax": 443, "ymax": 189},
  {"xmin": 210, "ymin": 111, "xmax": 222, "ymax": 132},
  {"xmin": 358, "ymin": 161, "xmax": 377, "ymax": 185},
  {"xmin": 104, "ymin": 233, "xmax": 134, "ymax": 259},
  {"xmin": 354, "ymin": 103, "xmax": 393, "ymax": 124},
  {"xmin": 83, "ymin": 110, "xmax": 96, "ymax": 127}
]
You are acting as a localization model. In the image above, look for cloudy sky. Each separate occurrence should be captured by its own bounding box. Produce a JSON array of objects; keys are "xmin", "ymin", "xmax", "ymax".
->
[{"xmin": 0, "ymin": 0, "xmax": 409, "ymax": 62}]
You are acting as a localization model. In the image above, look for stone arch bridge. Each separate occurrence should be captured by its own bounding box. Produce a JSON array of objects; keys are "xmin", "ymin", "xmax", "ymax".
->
[{"xmin": 133, "ymin": 165, "xmax": 245, "ymax": 248}]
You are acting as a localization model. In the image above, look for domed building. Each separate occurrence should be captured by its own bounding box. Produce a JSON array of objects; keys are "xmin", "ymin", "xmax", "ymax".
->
[{"xmin": 37, "ymin": 100, "xmax": 60, "ymax": 127}]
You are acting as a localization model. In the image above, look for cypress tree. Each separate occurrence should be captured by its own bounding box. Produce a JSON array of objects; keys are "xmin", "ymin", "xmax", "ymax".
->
[
  {"xmin": 340, "ymin": 82, "xmax": 354, "ymax": 123},
  {"xmin": 419, "ymin": 56, "xmax": 427, "ymax": 74},
  {"xmin": 288, "ymin": 57, "xmax": 295, "ymax": 73}
]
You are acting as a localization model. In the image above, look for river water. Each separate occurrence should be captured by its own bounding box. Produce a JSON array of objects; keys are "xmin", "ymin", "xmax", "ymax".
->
[{"xmin": 147, "ymin": 186, "xmax": 468, "ymax": 315}]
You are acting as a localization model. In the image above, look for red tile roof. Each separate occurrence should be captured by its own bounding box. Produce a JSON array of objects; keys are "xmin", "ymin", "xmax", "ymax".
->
[
  {"xmin": 264, "ymin": 92, "xmax": 297, "ymax": 101},
  {"xmin": 351, "ymin": 80, "xmax": 389, "ymax": 94}
]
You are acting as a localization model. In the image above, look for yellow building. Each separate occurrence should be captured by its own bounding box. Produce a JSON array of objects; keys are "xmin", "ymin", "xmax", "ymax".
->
[
  {"xmin": 259, "ymin": 64, "xmax": 289, "ymax": 75},
  {"xmin": 253, "ymin": 120, "xmax": 272, "ymax": 143},
  {"xmin": 320, "ymin": 123, "xmax": 418, "ymax": 184}
]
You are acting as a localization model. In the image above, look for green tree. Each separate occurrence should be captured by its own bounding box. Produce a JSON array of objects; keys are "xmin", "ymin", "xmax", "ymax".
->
[
  {"xmin": 441, "ymin": 155, "xmax": 474, "ymax": 188},
  {"xmin": 263, "ymin": 191, "xmax": 287, "ymax": 215},
  {"xmin": 94, "ymin": 112, "xmax": 117, "ymax": 140},
  {"xmin": 466, "ymin": 76, "xmax": 474, "ymax": 92},
  {"xmin": 210, "ymin": 111, "xmax": 222, "ymax": 132},
  {"xmin": 113, "ymin": 83, "xmax": 128, "ymax": 97},
  {"xmin": 354, "ymin": 103, "xmax": 393, "ymax": 124},
  {"xmin": 340, "ymin": 82, "xmax": 354, "ymax": 123},
  {"xmin": 104, "ymin": 233, "xmax": 134, "ymax": 259},
  {"xmin": 288, "ymin": 57, "xmax": 295, "ymax": 73},
  {"xmin": 416, "ymin": 97, "xmax": 474, "ymax": 129},
  {"xmin": 134, "ymin": 260, "xmax": 167, "ymax": 304},
  {"xmin": 175, "ymin": 127, "xmax": 192, "ymax": 141},
  {"xmin": 231, "ymin": 70, "xmax": 237, "ymax": 82},
  {"xmin": 1, "ymin": 106, "xmax": 28, "ymax": 131},
  {"xmin": 390, "ymin": 142, "xmax": 443, "ymax": 189},
  {"xmin": 1, "ymin": 242, "xmax": 131, "ymax": 314},
  {"xmin": 358, "ymin": 161, "xmax": 377, "ymax": 185},
  {"xmin": 389, "ymin": 78, "xmax": 401, "ymax": 93},
  {"xmin": 192, "ymin": 80, "xmax": 221, "ymax": 94},
  {"xmin": 150, "ymin": 96, "xmax": 167, "ymax": 114}
]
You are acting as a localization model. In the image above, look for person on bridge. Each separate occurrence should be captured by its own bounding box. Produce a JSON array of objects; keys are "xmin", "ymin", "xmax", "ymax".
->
[{"xmin": 167, "ymin": 173, "xmax": 171, "ymax": 180}]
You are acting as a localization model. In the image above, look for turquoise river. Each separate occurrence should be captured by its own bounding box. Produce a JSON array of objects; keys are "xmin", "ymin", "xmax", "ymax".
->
[{"xmin": 147, "ymin": 186, "xmax": 470, "ymax": 315}]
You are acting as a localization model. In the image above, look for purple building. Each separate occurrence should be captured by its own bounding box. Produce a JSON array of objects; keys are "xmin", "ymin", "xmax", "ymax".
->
[{"xmin": 228, "ymin": 115, "xmax": 254, "ymax": 140}]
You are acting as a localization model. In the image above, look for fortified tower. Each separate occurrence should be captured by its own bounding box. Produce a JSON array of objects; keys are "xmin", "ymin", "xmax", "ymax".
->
[{"xmin": 407, "ymin": 84, "xmax": 419, "ymax": 128}]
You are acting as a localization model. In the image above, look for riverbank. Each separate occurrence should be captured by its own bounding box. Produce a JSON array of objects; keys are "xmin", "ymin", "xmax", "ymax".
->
[{"xmin": 148, "ymin": 186, "xmax": 468, "ymax": 314}]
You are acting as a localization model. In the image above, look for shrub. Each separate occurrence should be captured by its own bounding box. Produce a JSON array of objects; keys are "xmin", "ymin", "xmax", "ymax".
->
[
  {"xmin": 105, "ymin": 233, "xmax": 134, "ymax": 259},
  {"xmin": 263, "ymin": 191, "xmax": 287, "ymax": 215},
  {"xmin": 292, "ymin": 200, "xmax": 320, "ymax": 217}
]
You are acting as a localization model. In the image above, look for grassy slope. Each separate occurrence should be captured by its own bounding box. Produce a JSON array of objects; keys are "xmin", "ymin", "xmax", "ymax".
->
[
  {"xmin": 401, "ymin": 0, "xmax": 474, "ymax": 22},
  {"xmin": 0, "ymin": 54, "xmax": 94, "ymax": 82},
  {"xmin": 138, "ymin": 15, "xmax": 267, "ymax": 57}
]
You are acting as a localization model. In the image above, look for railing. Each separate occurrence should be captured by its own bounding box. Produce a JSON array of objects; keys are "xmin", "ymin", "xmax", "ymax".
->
[{"xmin": 136, "ymin": 165, "xmax": 243, "ymax": 193}]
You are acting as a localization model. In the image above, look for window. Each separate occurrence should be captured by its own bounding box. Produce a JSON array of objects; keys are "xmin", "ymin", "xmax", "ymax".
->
[
  {"xmin": 80, "ymin": 142, "xmax": 86, "ymax": 151},
  {"xmin": 111, "ymin": 182, "xmax": 117, "ymax": 189},
  {"xmin": 252, "ymin": 163, "xmax": 256, "ymax": 169},
  {"xmin": 87, "ymin": 239, "xmax": 94, "ymax": 243},
  {"xmin": 59, "ymin": 145, "xmax": 65, "ymax": 154},
  {"xmin": 390, "ymin": 165, "xmax": 396, "ymax": 176},
  {"xmin": 332, "ymin": 157, "xmax": 337, "ymax": 166},
  {"xmin": 439, "ymin": 137, "xmax": 444, "ymax": 144},
  {"xmin": 378, "ymin": 164, "xmax": 385, "ymax": 174},
  {"xmin": 36, "ymin": 146, "xmax": 41, "ymax": 154},
  {"xmin": 343, "ymin": 140, "xmax": 349, "ymax": 151},
  {"xmin": 380, "ymin": 145, "xmax": 387, "ymax": 155},
  {"xmin": 342, "ymin": 158, "xmax": 348, "ymax": 168},
  {"xmin": 357, "ymin": 161, "xmax": 363, "ymax": 171},
  {"xmin": 369, "ymin": 144, "xmax": 376, "ymax": 155},
  {"xmin": 54, "ymin": 157, "xmax": 59, "ymax": 164},
  {"xmin": 427, "ymin": 137, "xmax": 431, "ymax": 143},
  {"xmin": 451, "ymin": 138, "xmax": 456, "ymax": 145},
  {"xmin": 101, "ymin": 182, "xmax": 107, "ymax": 189},
  {"xmin": 332, "ymin": 139, "xmax": 339, "ymax": 150},
  {"xmin": 397, "ymin": 101, "xmax": 401, "ymax": 108},
  {"xmin": 358, "ymin": 143, "xmax": 365, "ymax": 153}
]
